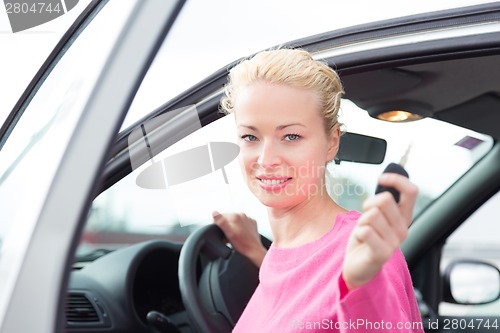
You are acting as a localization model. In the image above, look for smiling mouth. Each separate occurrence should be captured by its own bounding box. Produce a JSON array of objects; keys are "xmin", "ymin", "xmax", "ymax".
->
[
  {"xmin": 257, "ymin": 177, "xmax": 292, "ymax": 185},
  {"xmin": 258, "ymin": 178, "xmax": 290, "ymax": 185}
]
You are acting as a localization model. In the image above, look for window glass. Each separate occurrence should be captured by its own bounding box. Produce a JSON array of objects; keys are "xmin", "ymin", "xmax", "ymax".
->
[
  {"xmin": 440, "ymin": 191, "xmax": 500, "ymax": 316},
  {"xmin": 0, "ymin": 0, "xmax": 93, "ymax": 125},
  {"xmin": 81, "ymin": 0, "xmax": 494, "ymax": 258},
  {"xmin": 82, "ymin": 98, "xmax": 493, "ymax": 255},
  {"xmin": 331, "ymin": 101, "xmax": 493, "ymax": 215},
  {"xmin": 0, "ymin": 0, "xmax": 136, "ymax": 303}
]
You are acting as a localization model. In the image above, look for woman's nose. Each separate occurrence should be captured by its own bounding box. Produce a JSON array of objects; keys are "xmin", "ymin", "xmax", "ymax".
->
[{"xmin": 257, "ymin": 140, "xmax": 281, "ymax": 168}]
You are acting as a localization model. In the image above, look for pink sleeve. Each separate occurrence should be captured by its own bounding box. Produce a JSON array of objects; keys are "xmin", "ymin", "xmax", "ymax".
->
[{"xmin": 336, "ymin": 250, "xmax": 424, "ymax": 333}]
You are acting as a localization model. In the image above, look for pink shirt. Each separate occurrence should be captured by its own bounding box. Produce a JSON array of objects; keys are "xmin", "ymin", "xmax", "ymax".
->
[{"xmin": 233, "ymin": 211, "xmax": 424, "ymax": 332}]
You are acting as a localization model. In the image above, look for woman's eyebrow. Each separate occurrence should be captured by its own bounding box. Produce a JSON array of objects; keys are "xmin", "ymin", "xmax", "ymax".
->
[
  {"xmin": 238, "ymin": 125, "xmax": 257, "ymax": 131},
  {"xmin": 276, "ymin": 123, "xmax": 306, "ymax": 130},
  {"xmin": 237, "ymin": 123, "xmax": 306, "ymax": 131}
]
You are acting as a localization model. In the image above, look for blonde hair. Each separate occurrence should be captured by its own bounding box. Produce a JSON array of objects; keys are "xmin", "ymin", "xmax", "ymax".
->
[{"xmin": 220, "ymin": 48, "xmax": 344, "ymax": 135}]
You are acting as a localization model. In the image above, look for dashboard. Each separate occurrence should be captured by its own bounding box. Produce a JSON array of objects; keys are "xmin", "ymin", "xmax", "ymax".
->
[{"xmin": 67, "ymin": 240, "xmax": 191, "ymax": 332}]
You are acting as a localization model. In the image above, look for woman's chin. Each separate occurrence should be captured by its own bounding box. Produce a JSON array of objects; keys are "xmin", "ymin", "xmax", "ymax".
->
[{"xmin": 252, "ymin": 191, "xmax": 297, "ymax": 209}]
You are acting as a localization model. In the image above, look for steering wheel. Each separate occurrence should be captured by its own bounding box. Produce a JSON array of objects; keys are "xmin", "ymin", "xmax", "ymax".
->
[{"xmin": 178, "ymin": 224, "xmax": 271, "ymax": 333}]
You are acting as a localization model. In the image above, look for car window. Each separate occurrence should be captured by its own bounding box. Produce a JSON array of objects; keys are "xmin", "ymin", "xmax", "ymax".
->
[
  {"xmin": 80, "ymin": 97, "xmax": 493, "ymax": 255},
  {"xmin": 0, "ymin": 0, "xmax": 93, "ymax": 125},
  {"xmin": 78, "ymin": 0, "xmax": 496, "ymax": 258},
  {"xmin": 0, "ymin": 0, "xmax": 136, "ymax": 287},
  {"xmin": 83, "ymin": 111, "xmax": 267, "ymax": 255},
  {"xmin": 440, "ymin": 190, "xmax": 500, "ymax": 316}
]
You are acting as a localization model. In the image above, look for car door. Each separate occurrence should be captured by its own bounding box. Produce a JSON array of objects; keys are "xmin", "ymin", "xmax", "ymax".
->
[
  {"xmin": 0, "ymin": 1, "xmax": 185, "ymax": 332},
  {"xmin": 438, "ymin": 192, "xmax": 500, "ymax": 332},
  {"xmin": 94, "ymin": 3, "xmax": 500, "ymax": 332},
  {"xmin": 1, "ymin": 1, "xmax": 495, "ymax": 332}
]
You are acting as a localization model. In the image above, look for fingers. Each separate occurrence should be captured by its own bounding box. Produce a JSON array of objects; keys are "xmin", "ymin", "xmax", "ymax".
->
[
  {"xmin": 363, "ymin": 191, "xmax": 408, "ymax": 237},
  {"xmin": 355, "ymin": 175, "xmax": 417, "ymax": 259},
  {"xmin": 357, "ymin": 207, "xmax": 408, "ymax": 251},
  {"xmin": 212, "ymin": 211, "xmax": 257, "ymax": 244},
  {"xmin": 351, "ymin": 224, "xmax": 392, "ymax": 265},
  {"xmin": 212, "ymin": 211, "xmax": 237, "ymax": 238},
  {"xmin": 212, "ymin": 210, "xmax": 226, "ymax": 231},
  {"xmin": 212, "ymin": 211, "xmax": 266, "ymax": 268}
]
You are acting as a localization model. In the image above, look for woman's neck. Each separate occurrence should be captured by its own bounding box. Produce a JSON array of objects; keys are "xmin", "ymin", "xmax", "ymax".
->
[{"xmin": 267, "ymin": 194, "xmax": 347, "ymax": 248}]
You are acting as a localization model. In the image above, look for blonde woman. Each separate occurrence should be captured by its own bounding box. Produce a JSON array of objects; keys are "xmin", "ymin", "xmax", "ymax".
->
[{"xmin": 213, "ymin": 49, "xmax": 423, "ymax": 332}]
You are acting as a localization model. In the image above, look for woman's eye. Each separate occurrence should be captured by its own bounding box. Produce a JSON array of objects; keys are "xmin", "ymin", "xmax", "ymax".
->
[
  {"xmin": 241, "ymin": 134, "xmax": 257, "ymax": 142},
  {"xmin": 284, "ymin": 134, "xmax": 301, "ymax": 141}
]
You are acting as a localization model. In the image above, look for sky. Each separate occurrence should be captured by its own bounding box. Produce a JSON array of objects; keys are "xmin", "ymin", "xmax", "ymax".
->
[{"xmin": 0, "ymin": 0, "xmax": 497, "ymax": 127}]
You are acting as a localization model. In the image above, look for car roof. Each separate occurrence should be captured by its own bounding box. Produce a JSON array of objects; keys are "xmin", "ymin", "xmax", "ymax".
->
[{"xmin": 342, "ymin": 55, "xmax": 500, "ymax": 139}]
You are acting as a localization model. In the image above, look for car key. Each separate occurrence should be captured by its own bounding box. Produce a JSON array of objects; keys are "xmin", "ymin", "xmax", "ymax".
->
[{"xmin": 375, "ymin": 145, "xmax": 410, "ymax": 203}]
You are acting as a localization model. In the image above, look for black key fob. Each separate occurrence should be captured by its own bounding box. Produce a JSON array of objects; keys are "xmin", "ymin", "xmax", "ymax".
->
[{"xmin": 375, "ymin": 163, "xmax": 409, "ymax": 203}]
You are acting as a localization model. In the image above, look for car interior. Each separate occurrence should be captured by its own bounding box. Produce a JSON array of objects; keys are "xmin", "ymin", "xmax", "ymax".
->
[
  {"xmin": 65, "ymin": 53, "xmax": 500, "ymax": 333},
  {"xmin": 65, "ymin": 6, "xmax": 500, "ymax": 333}
]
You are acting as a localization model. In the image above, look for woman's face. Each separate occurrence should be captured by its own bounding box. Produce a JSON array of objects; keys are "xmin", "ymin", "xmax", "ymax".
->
[{"xmin": 234, "ymin": 81, "xmax": 339, "ymax": 209}]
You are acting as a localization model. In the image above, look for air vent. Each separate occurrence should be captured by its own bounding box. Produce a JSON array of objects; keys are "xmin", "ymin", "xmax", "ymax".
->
[
  {"xmin": 65, "ymin": 291, "xmax": 111, "ymax": 330},
  {"xmin": 66, "ymin": 293, "xmax": 99, "ymax": 323}
]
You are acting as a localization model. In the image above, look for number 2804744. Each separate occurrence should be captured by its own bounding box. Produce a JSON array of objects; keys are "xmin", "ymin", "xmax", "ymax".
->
[{"xmin": 5, "ymin": 2, "xmax": 62, "ymax": 14}]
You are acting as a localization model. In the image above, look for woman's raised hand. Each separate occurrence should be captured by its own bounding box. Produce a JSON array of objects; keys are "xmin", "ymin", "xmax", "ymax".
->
[{"xmin": 342, "ymin": 173, "xmax": 418, "ymax": 291}]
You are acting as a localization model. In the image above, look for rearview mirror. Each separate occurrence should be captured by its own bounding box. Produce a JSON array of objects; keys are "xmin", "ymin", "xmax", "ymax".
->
[
  {"xmin": 443, "ymin": 260, "xmax": 500, "ymax": 305},
  {"xmin": 335, "ymin": 132, "xmax": 387, "ymax": 164}
]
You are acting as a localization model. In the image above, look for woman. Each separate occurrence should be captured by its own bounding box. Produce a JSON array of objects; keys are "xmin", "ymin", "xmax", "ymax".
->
[{"xmin": 213, "ymin": 49, "xmax": 423, "ymax": 332}]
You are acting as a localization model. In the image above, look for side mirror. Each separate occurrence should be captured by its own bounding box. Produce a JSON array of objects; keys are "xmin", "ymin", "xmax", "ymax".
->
[
  {"xmin": 443, "ymin": 260, "xmax": 500, "ymax": 305},
  {"xmin": 335, "ymin": 132, "xmax": 386, "ymax": 165}
]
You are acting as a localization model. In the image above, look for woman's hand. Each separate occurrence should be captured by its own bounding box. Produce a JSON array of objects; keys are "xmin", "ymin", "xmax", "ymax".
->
[
  {"xmin": 342, "ymin": 173, "xmax": 418, "ymax": 291},
  {"xmin": 212, "ymin": 211, "xmax": 268, "ymax": 268}
]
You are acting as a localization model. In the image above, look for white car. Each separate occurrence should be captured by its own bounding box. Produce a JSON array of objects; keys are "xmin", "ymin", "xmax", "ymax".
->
[{"xmin": 1, "ymin": 1, "xmax": 500, "ymax": 332}]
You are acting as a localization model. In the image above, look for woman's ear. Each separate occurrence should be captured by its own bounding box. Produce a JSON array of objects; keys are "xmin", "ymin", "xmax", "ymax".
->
[{"xmin": 326, "ymin": 125, "xmax": 341, "ymax": 162}]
